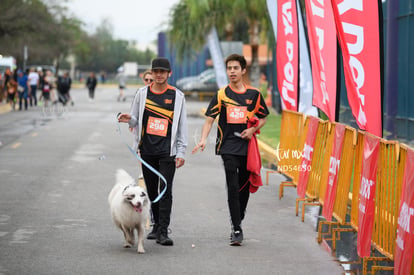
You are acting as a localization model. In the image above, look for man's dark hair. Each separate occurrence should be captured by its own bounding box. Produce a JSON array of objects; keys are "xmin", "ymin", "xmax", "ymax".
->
[{"xmin": 225, "ymin": 54, "xmax": 247, "ymax": 70}]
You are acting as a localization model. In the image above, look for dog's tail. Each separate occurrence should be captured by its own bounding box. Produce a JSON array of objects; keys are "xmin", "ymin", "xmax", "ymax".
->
[{"xmin": 116, "ymin": 169, "xmax": 135, "ymax": 186}]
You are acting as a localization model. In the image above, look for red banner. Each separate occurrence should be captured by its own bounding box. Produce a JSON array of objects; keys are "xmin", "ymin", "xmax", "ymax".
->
[
  {"xmin": 357, "ymin": 134, "xmax": 380, "ymax": 257},
  {"xmin": 322, "ymin": 124, "xmax": 345, "ymax": 221},
  {"xmin": 305, "ymin": 0, "xmax": 337, "ymax": 121},
  {"xmin": 297, "ymin": 116, "xmax": 319, "ymax": 198},
  {"xmin": 277, "ymin": 0, "xmax": 299, "ymax": 111},
  {"xmin": 331, "ymin": 0, "xmax": 382, "ymax": 137},
  {"xmin": 394, "ymin": 148, "xmax": 414, "ymax": 275}
]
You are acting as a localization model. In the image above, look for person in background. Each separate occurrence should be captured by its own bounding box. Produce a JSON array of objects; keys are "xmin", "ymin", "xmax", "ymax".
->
[
  {"xmin": 118, "ymin": 57, "xmax": 188, "ymax": 246},
  {"xmin": 0, "ymin": 72, "xmax": 2, "ymax": 102},
  {"xmin": 17, "ymin": 69, "xmax": 29, "ymax": 111},
  {"xmin": 142, "ymin": 70, "xmax": 153, "ymax": 86},
  {"xmin": 28, "ymin": 67, "xmax": 39, "ymax": 106},
  {"xmin": 86, "ymin": 72, "xmax": 98, "ymax": 100},
  {"xmin": 6, "ymin": 73, "xmax": 17, "ymax": 110},
  {"xmin": 56, "ymin": 72, "xmax": 72, "ymax": 106},
  {"xmin": 100, "ymin": 72, "xmax": 106, "ymax": 83},
  {"xmin": 40, "ymin": 70, "xmax": 53, "ymax": 107},
  {"xmin": 2, "ymin": 68, "xmax": 12, "ymax": 103},
  {"xmin": 115, "ymin": 67, "xmax": 127, "ymax": 102},
  {"xmin": 192, "ymin": 54, "xmax": 269, "ymax": 246}
]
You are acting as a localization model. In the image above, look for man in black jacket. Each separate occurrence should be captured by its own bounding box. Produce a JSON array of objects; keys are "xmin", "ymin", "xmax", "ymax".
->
[
  {"xmin": 86, "ymin": 72, "xmax": 98, "ymax": 100},
  {"xmin": 56, "ymin": 72, "xmax": 72, "ymax": 106}
]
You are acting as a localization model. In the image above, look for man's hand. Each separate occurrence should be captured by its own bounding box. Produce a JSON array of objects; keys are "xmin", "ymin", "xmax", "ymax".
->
[
  {"xmin": 176, "ymin": 158, "xmax": 185, "ymax": 168},
  {"xmin": 192, "ymin": 140, "xmax": 206, "ymax": 154},
  {"xmin": 118, "ymin": 113, "xmax": 131, "ymax": 123},
  {"xmin": 240, "ymin": 127, "xmax": 256, "ymax": 140}
]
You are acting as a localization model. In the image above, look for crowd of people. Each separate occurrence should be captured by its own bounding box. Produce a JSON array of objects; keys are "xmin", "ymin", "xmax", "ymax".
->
[{"xmin": 0, "ymin": 67, "xmax": 73, "ymax": 111}]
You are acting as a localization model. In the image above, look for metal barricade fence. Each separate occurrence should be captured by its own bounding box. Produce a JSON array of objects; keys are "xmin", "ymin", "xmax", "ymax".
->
[
  {"xmin": 332, "ymin": 125, "xmax": 357, "ymax": 223},
  {"xmin": 272, "ymin": 110, "xmax": 306, "ymax": 199},
  {"xmin": 317, "ymin": 125, "xmax": 357, "ymax": 245},
  {"xmin": 363, "ymin": 141, "xmax": 405, "ymax": 275},
  {"xmin": 272, "ymin": 110, "xmax": 414, "ymax": 273},
  {"xmin": 296, "ymin": 120, "xmax": 332, "ymax": 221},
  {"xmin": 350, "ymin": 131, "xmax": 366, "ymax": 231},
  {"xmin": 372, "ymin": 140, "xmax": 400, "ymax": 258}
]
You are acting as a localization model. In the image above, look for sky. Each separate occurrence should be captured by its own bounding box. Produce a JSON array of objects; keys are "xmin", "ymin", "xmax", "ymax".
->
[{"xmin": 65, "ymin": 0, "xmax": 180, "ymax": 49}]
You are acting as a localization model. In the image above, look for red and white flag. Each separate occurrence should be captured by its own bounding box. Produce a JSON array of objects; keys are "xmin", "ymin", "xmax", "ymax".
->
[
  {"xmin": 297, "ymin": 116, "xmax": 319, "ymax": 198},
  {"xmin": 394, "ymin": 147, "xmax": 414, "ymax": 275},
  {"xmin": 305, "ymin": 0, "xmax": 337, "ymax": 121},
  {"xmin": 357, "ymin": 134, "xmax": 380, "ymax": 257},
  {"xmin": 277, "ymin": 0, "xmax": 299, "ymax": 111},
  {"xmin": 331, "ymin": 0, "xmax": 382, "ymax": 137},
  {"xmin": 322, "ymin": 124, "xmax": 346, "ymax": 220}
]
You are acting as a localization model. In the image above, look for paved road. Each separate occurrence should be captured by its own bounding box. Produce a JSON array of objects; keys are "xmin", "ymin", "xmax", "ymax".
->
[{"xmin": 0, "ymin": 86, "xmax": 344, "ymax": 274}]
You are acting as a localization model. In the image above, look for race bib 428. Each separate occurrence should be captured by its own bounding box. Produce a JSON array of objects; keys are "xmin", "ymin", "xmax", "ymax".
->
[{"xmin": 226, "ymin": 106, "xmax": 247, "ymax": 124}]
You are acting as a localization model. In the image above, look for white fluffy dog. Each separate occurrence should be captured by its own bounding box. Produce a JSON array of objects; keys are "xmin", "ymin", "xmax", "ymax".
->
[{"xmin": 108, "ymin": 169, "xmax": 150, "ymax": 254}]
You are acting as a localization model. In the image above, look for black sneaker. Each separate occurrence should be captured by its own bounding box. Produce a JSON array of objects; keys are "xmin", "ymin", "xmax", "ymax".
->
[
  {"xmin": 147, "ymin": 224, "xmax": 158, "ymax": 240},
  {"xmin": 230, "ymin": 230, "xmax": 243, "ymax": 246},
  {"xmin": 156, "ymin": 228, "xmax": 173, "ymax": 246}
]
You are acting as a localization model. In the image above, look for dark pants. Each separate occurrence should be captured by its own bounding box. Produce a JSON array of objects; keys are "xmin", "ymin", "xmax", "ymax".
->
[
  {"xmin": 221, "ymin": 154, "xmax": 250, "ymax": 231},
  {"xmin": 18, "ymin": 89, "xmax": 28, "ymax": 110},
  {"xmin": 29, "ymin": 85, "xmax": 37, "ymax": 106},
  {"xmin": 88, "ymin": 88, "xmax": 95, "ymax": 99},
  {"xmin": 141, "ymin": 155, "xmax": 176, "ymax": 230},
  {"xmin": 58, "ymin": 91, "xmax": 70, "ymax": 105}
]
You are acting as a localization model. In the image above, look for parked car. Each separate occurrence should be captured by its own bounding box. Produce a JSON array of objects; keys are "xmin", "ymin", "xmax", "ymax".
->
[
  {"xmin": 177, "ymin": 69, "xmax": 218, "ymax": 92},
  {"xmin": 176, "ymin": 69, "xmax": 215, "ymax": 88},
  {"xmin": 176, "ymin": 75, "xmax": 198, "ymax": 90}
]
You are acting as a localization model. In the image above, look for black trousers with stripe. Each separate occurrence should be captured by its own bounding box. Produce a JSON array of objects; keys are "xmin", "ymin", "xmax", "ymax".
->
[
  {"xmin": 221, "ymin": 154, "xmax": 251, "ymax": 231},
  {"xmin": 141, "ymin": 155, "xmax": 176, "ymax": 231}
]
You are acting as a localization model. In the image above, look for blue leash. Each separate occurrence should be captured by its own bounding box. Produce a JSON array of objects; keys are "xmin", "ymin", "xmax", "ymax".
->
[{"xmin": 116, "ymin": 117, "xmax": 167, "ymax": 203}]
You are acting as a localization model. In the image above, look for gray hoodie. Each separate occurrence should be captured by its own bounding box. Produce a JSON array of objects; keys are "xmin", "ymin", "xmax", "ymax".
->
[{"xmin": 128, "ymin": 85, "xmax": 188, "ymax": 159}]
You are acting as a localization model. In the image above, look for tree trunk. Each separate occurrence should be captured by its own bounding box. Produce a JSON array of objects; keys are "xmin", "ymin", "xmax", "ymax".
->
[
  {"xmin": 250, "ymin": 44, "xmax": 260, "ymax": 88},
  {"xmin": 249, "ymin": 21, "xmax": 260, "ymax": 88}
]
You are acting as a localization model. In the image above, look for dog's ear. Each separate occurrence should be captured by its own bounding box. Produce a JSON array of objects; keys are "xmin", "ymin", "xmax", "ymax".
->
[
  {"xmin": 122, "ymin": 185, "xmax": 134, "ymax": 199},
  {"xmin": 122, "ymin": 184, "xmax": 135, "ymax": 195},
  {"xmin": 122, "ymin": 185, "xmax": 130, "ymax": 194}
]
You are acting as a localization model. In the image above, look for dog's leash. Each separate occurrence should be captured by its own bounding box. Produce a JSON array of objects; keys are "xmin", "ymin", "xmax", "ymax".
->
[{"xmin": 116, "ymin": 114, "xmax": 166, "ymax": 203}]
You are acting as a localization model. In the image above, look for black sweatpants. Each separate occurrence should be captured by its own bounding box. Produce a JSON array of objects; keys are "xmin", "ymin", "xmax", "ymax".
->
[
  {"xmin": 221, "ymin": 154, "xmax": 250, "ymax": 231},
  {"xmin": 88, "ymin": 88, "xmax": 95, "ymax": 99},
  {"xmin": 141, "ymin": 155, "xmax": 176, "ymax": 230}
]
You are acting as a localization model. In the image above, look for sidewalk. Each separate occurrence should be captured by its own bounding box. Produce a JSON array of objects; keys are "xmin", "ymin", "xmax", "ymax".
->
[{"xmin": 0, "ymin": 102, "xmax": 11, "ymax": 114}]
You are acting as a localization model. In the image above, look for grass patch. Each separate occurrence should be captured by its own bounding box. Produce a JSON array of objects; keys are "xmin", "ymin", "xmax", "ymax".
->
[{"xmin": 258, "ymin": 109, "xmax": 281, "ymax": 149}]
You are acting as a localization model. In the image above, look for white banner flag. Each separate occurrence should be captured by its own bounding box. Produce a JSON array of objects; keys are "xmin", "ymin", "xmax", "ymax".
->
[
  {"xmin": 266, "ymin": 0, "xmax": 278, "ymax": 40},
  {"xmin": 297, "ymin": 0, "xmax": 318, "ymax": 116},
  {"xmin": 207, "ymin": 27, "xmax": 228, "ymax": 88}
]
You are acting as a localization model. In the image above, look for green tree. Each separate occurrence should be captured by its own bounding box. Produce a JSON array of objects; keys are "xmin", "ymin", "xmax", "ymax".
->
[
  {"xmin": 0, "ymin": 0, "xmax": 84, "ymax": 71},
  {"xmin": 0, "ymin": 1, "xmax": 156, "ymax": 74},
  {"xmin": 74, "ymin": 18, "xmax": 155, "ymax": 73},
  {"xmin": 168, "ymin": 0, "xmax": 269, "ymax": 87}
]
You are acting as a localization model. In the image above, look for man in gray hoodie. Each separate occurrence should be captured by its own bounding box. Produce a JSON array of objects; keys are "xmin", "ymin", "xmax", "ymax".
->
[{"xmin": 118, "ymin": 57, "xmax": 188, "ymax": 246}]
